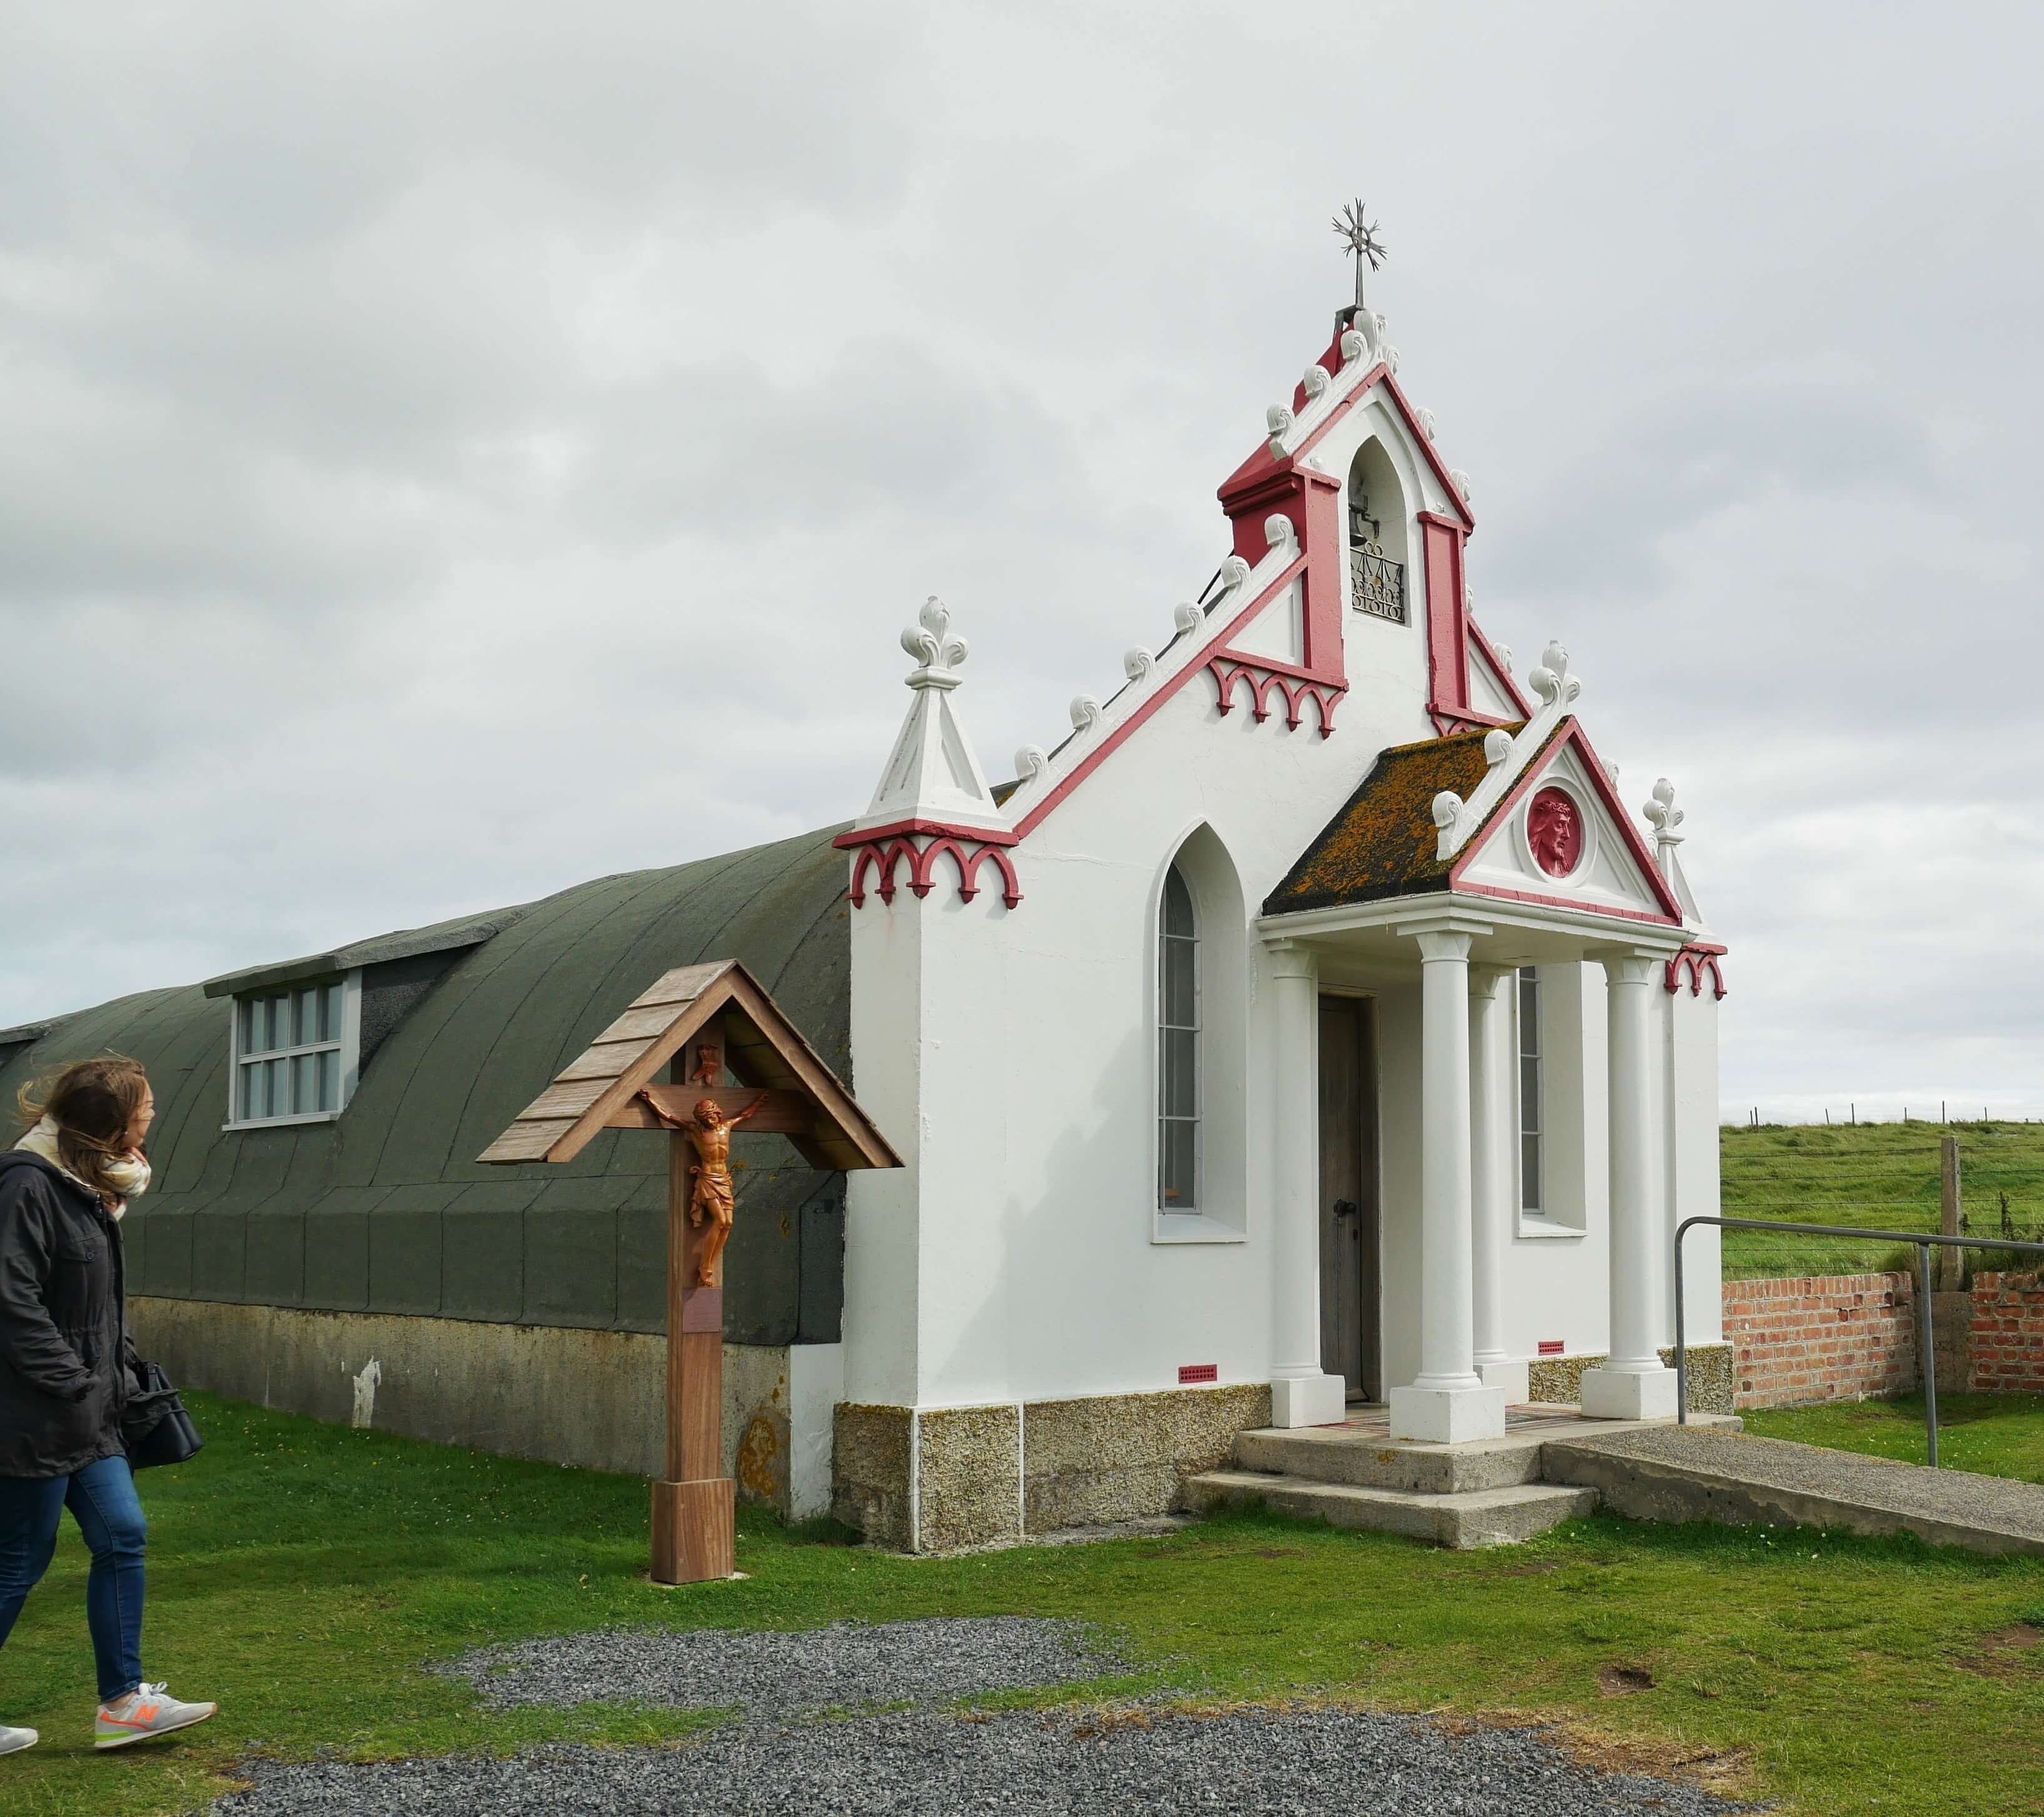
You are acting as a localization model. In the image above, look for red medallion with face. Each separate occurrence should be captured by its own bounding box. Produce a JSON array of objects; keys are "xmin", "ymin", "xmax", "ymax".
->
[{"xmin": 1527, "ymin": 787, "xmax": 1583, "ymax": 878}]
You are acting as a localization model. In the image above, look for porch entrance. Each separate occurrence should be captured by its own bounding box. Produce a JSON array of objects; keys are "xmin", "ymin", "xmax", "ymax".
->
[{"xmin": 1318, "ymin": 993, "xmax": 1382, "ymax": 1401}]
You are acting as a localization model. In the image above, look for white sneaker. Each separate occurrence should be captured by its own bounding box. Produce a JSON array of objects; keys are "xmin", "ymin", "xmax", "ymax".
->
[
  {"xmin": 0, "ymin": 1726, "xmax": 36, "ymax": 1755},
  {"xmin": 94, "ymin": 1683, "xmax": 217, "ymax": 1749}
]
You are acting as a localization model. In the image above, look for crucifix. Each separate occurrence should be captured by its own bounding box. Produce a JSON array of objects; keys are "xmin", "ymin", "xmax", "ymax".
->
[
  {"xmin": 479, "ymin": 959, "xmax": 900, "ymax": 1584},
  {"xmin": 1332, "ymin": 196, "xmax": 1389, "ymax": 320}
]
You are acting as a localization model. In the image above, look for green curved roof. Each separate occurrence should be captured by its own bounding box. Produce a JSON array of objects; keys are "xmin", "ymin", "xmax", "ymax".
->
[{"xmin": 0, "ymin": 826, "xmax": 853, "ymax": 1344}]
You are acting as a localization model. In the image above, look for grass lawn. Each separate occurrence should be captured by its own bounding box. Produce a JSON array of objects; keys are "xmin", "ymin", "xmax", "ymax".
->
[
  {"xmin": 2, "ymin": 1396, "xmax": 2042, "ymax": 1816},
  {"xmin": 1719, "ymin": 1119, "xmax": 2044, "ymax": 1279},
  {"xmin": 1745, "ymin": 1393, "xmax": 2044, "ymax": 1485}
]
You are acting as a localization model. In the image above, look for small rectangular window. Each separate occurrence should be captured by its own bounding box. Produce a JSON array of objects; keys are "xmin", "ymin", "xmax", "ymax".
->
[
  {"xmin": 1518, "ymin": 967, "xmax": 1543, "ymax": 1213},
  {"xmin": 229, "ymin": 976, "xmax": 354, "ymax": 1128}
]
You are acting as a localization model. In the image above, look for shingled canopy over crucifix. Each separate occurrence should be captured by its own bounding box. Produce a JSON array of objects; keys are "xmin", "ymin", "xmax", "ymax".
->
[{"xmin": 481, "ymin": 958, "xmax": 900, "ymax": 1584}]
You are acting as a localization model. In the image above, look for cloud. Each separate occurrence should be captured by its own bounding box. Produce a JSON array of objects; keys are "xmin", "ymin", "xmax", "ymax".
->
[{"xmin": 1, "ymin": 2, "xmax": 2040, "ymax": 1124}]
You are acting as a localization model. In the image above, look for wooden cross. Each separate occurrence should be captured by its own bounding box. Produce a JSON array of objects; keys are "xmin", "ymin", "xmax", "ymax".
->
[{"xmin": 480, "ymin": 959, "xmax": 900, "ymax": 1583}]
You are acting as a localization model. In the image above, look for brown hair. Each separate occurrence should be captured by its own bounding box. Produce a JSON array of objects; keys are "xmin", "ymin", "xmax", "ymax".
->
[{"xmin": 16, "ymin": 1054, "xmax": 151, "ymax": 1202}]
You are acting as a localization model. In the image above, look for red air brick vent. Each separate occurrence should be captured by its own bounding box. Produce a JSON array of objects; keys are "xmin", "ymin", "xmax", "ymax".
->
[
  {"xmin": 1178, "ymin": 1363, "xmax": 1219, "ymax": 1384},
  {"xmin": 1537, "ymin": 1339, "xmax": 1565, "ymax": 1357}
]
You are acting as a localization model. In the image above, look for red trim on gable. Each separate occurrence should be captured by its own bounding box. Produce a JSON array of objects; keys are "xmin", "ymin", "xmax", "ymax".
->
[
  {"xmin": 1010, "ymin": 551, "xmax": 1310, "ymax": 841},
  {"xmin": 1447, "ymin": 717, "xmax": 1686, "ymax": 924},
  {"xmin": 1467, "ymin": 618, "xmax": 1533, "ymax": 718},
  {"xmin": 1667, "ymin": 942, "xmax": 1728, "ymax": 999},
  {"xmin": 1420, "ymin": 515, "xmax": 1470, "ymax": 721},
  {"xmin": 832, "ymin": 817, "xmax": 1019, "ymax": 849},
  {"xmin": 1458, "ymin": 881, "xmax": 1680, "ymax": 928},
  {"xmin": 1218, "ymin": 364, "xmax": 1473, "ymax": 536}
]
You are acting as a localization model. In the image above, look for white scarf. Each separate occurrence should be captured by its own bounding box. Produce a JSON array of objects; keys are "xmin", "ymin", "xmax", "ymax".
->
[{"xmin": 14, "ymin": 1115, "xmax": 149, "ymax": 1220}]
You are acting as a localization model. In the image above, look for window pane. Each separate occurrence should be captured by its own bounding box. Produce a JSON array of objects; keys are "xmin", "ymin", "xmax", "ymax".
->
[
  {"xmin": 1162, "ymin": 1029, "xmax": 1197, "ymax": 1117},
  {"xmin": 239, "ymin": 998, "xmax": 256, "ymax": 1056},
  {"xmin": 241, "ymin": 1062, "xmax": 264, "ymax": 1121},
  {"xmin": 266, "ymin": 995, "xmax": 287, "ymax": 1051},
  {"xmin": 317, "ymin": 1049, "xmax": 339, "ymax": 1112},
  {"xmin": 291, "ymin": 988, "xmax": 313, "ymax": 1046},
  {"xmin": 1162, "ymin": 938, "xmax": 1196, "ymax": 1028},
  {"xmin": 267, "ymin": 1057, "xmax": 287, "ymax": 1114},
  {"xmin": 1518, "ymin": 969, "xmax": 1539, "ymax": 1056},
  {"xmin": 1522, "ymin": 1134, "xmax": 1542, "ymax": 1210},
  {"xmin": 293, "ymin": 1053, "xmax": 317, "ymax": 1115},
  {"xmin": 1160, "ymin": 1119, "xmax": 1197, "ymax": 1211},
  {"xmin": 1520, "ymin": 1056, "xmax": 1540, "ymax": 1133},
  {"xmin": 1161, "ymin": 865, "xmax": 1194, "ymax": 937},
  {"xmin": 322, "ymin": 983, "xmax": 344, "ymax": 1044}
]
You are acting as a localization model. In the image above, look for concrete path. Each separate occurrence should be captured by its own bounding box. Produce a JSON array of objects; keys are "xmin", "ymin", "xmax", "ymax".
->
[{"xmin": 1545, "ymin": 1426, "xmax": 2044, "ymax": 1558}]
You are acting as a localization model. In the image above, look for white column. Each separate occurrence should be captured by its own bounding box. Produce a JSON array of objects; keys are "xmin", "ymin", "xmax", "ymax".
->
[
  {"xmin": 1388, "ymin": 923, "xmax": 1507, "ymax": 1443},
  {"xmin": 1265, "ymin": 939, "xmax": 1345, "ymax": 1429},
  {"xmin": 1581, "ymin": 948, "xmax": 1678, "ymax": 1419},
  {"xmin": 1468, "ymin": 965, "xmax": 1528, "ymax": 1403}
]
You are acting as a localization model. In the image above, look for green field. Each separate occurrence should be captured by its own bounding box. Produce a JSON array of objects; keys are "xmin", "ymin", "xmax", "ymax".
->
[
  {"xmin": 2, "ymin": 1394, "xmax": 2042, "ymax": 1817},
  {"xmin": 1745, "ymin": 1393, "xmax": 2044, "ymax": 1483},
  {"xmin": 1719, "ymin": 1119, "xmax": 2044, "ymax": 1279}
]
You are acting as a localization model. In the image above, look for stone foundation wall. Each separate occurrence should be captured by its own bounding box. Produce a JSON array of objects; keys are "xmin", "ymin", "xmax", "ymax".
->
[
  {"xmin": 129, "ymin": 1296, "xmax": 825, "ymax": 1518},
  {"xmin": 834, "ymin": 1381, "xmax": 1271, "ymax": 1553},
  {"xmin": 1720, "ymin": 1273, "xmax": 1918, "ymax": 1409},
  {"xmin": 1526, "ymin": 1344, "xmax": 1733, "ymax": 1415},
  {"xmin": 1967, "ymin": 1273, "xmax": 2044, "ymax": 1391}
]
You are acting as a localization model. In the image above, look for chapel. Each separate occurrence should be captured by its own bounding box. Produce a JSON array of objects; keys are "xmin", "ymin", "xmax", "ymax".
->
[{"xmin": 0, "ymin": 268, "xmax": 1728, "ymax": 1549}]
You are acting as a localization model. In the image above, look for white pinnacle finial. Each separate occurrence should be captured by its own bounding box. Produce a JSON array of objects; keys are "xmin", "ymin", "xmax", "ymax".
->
[
  {"xmin": 1643, "ymin": 778, "xmax": 1685, "ymax": 854},
  {"xmin": 900, "ymin": 596, "xmax": 969, "ymax": 686},
  {"xmin": 858, "ymin": 596, "xmax": 1003, "ymax": 832},
  {"xmin": 1528, "ymin": 641, "xmax": 1581, "ymax": 709}
]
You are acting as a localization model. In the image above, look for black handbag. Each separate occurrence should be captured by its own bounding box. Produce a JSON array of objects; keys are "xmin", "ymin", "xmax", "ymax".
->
[{"xmin": 122, "ymin": 1358, "xmax": 204, "ymax": 1470}]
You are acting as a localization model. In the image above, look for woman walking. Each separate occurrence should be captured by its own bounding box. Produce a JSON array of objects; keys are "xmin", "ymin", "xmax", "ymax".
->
[{"xmin": 0, "ymin": 1056, "xmax": 216, "ymax": 1755}]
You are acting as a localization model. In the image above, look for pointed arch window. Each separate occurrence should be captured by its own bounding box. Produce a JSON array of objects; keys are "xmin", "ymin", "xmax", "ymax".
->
[{"xmin": 1158, "ymin": 864, "xmax": 1200, "ymax": 1212}]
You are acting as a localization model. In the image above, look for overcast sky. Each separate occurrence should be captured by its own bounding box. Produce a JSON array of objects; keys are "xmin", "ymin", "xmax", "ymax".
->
[{"xmin": 2, "ymin": 3, "xmax": 2038, "ymax": 1123}]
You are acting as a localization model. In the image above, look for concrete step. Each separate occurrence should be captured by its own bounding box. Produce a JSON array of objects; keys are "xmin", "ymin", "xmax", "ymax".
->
[
  {"xmin": 1233, "ymin": 1424, "xmax": 1550, "ymax": 1494},
  {"xmin": 1184, "ymin": 1469, "xmax": 1598, "ymax": 1550}
]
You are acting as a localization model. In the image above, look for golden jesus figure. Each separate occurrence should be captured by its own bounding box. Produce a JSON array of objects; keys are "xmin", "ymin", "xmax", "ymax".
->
[{"xmin": 642, "ymin": 1091, "xmax": 767, "ymax": 1287}]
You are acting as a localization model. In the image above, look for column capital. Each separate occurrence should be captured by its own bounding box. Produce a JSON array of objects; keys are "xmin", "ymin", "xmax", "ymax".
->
[
  {"xmin": 1467, "ymin": 961, "xmax": 1517, "ymax": 996},
  {"xmin": 1592, "ymin": 945, "xmax": 1663, "ymax": 988},
  {"xmin": 1262, "ymin": 936, "xmax": 1318, "ymax": 981}
]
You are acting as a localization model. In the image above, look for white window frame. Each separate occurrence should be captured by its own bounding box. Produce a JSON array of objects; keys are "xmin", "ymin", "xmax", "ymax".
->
[
  {"xmin": 224, "ymin": 970, "xmax": 362, "ymax": 1130},
  {"xmin": 1517, "ymin": 966, "xmax": 1544, "ymax": 1216},
  {"xmin": 1157, "ymin": 864, "xmax": 1202, "ymax": 1216}
]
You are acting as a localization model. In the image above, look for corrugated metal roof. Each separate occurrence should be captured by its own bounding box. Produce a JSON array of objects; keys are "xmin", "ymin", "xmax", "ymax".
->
[{"xmin": 0, "ymin": 825, "xmax": 854, "ymax": 1344}]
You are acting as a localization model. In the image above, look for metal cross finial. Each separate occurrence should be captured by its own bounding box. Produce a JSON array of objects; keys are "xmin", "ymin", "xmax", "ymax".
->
[{"xmin": 1332, "ymin": 198, "xmax": 1388, "ymax": 312}]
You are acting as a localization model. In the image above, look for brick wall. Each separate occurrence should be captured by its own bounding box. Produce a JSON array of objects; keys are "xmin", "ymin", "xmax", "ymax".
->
[
  {"xmin": 1967, "ymin": 1273, "xmax": 2044, "ymax": 1391},
  {"xmin": 1721, "ymin": 1272, "xmax": 1918, "ymax": 1411}
]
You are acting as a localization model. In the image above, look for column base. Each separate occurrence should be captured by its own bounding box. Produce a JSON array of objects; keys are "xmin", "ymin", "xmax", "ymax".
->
[
  {"xmin": 1475, "ymin": 1358, "xmax": 1530, "ymax": 1404},
  {"xmin": 1269, "ymin": 1373, "xmax": 1347, "ymax": 1429},
  {"xmin": 1388, "ymin": 1383, "xmax": 1507, "ymax": 1443},
  {"xmin": 1579, "ymin": 1366, "xmax": 1678, "ymax": 1421}
]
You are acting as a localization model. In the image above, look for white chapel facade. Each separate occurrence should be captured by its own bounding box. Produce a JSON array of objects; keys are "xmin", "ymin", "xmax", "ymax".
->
[{"xmin": 827, "ymin": 297, "xmax": 1727, "ymax": 1544}]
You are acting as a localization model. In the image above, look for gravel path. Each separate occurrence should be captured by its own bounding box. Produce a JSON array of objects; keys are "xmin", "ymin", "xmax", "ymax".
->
[
  {"xmin": 213, "ymin": 1704, "xmax": 1759, "ymax": 1816},
  {"xmin": 440, "ymin": 1616, "xmax": 1125, "ymax": 1716}
]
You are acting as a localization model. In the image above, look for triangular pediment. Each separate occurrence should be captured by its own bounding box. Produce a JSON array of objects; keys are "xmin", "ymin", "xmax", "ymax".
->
[
  {"xmin": 479, "ymin": 959, "xmax": 901, "ymax": 1173},
  {"xmin": 1452, "ymin": 723, "xmax": 1683, "ymax": 925}
]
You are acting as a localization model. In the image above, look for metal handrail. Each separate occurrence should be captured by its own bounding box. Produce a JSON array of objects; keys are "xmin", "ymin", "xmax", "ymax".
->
[{"xmin": 1673, "ymin": 1214, "xmax": 2044, "ymax": 1468}]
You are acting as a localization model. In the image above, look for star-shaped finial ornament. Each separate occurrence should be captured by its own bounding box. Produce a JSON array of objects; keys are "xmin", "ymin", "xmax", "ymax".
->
[{"xmin": 1332, "ymin": 198, "xmax": 1388, "ymax": 311}]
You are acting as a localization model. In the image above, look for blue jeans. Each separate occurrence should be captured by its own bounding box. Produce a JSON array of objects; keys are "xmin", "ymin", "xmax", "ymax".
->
[{"xmin": 0, "ymin": 1455, "xmax": 146, "ymax": 1703}]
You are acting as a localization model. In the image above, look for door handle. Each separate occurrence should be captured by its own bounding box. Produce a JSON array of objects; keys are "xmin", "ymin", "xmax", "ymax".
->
[{"xmin": 1332, "ymin": 1199, "xmax": 1359, "ymax": 1218}]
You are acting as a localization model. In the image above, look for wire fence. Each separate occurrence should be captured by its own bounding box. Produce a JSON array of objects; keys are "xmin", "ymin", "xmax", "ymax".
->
[{"xmin": 1717, "ymin": 1119, "xmax": 2044, "ymax": 1281}]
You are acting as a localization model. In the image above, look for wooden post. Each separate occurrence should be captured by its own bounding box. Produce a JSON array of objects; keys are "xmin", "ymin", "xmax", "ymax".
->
[
  {"xmin": 1937, "ymin": 1134, "xmax": 1962, "ymax": 1293},
  {"xmin": 649, "ymin": 1125, "xmax": 735, "ymax": 1584}
]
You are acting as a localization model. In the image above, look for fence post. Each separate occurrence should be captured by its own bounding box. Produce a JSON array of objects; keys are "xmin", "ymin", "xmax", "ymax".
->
[{"xmin": 1938, "ymin": 1134, "xmax": 1962, "ymax": 1291}]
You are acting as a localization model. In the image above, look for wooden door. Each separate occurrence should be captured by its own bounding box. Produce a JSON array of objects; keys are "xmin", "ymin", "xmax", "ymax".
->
[{"xmin": 1318, "ymin": 995, "xmax": 1382, "ymax": 1400}]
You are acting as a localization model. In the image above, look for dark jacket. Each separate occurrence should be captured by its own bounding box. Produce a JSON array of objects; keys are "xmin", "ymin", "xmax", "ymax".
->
[{"xmin": 0, "ymin": 1148, "xmax": 129, "ymax": 1478}]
